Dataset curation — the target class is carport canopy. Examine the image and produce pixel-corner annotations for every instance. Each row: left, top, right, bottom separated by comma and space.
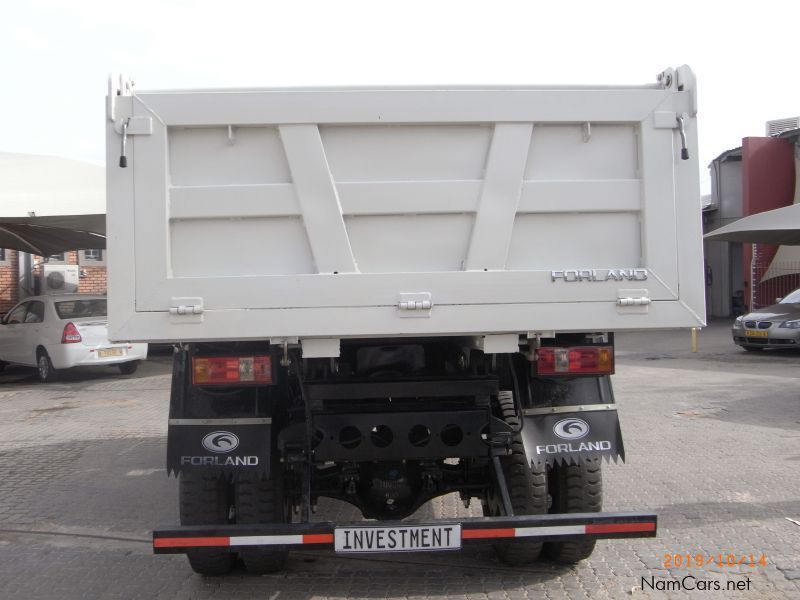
704, 203, 800, 245
0, 220, 105, 256
0, 152, 106, 255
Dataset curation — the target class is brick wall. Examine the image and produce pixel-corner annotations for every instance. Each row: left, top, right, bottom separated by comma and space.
0, 250, 19, 314
79, 265, 107, 294
0, 249, 108, 314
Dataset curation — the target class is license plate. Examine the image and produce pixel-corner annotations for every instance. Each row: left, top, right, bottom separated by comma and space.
745, 330, 768, 338
334, 524, 461, 553
98, 348, 124, 358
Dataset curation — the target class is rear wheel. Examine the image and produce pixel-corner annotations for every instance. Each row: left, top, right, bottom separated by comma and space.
118, 361, 139, 375
483, 391, 548, 565
36, 350, 57, 383
179, 473, 236, 576
544, 458, 603, 563
235, 468, 289, 574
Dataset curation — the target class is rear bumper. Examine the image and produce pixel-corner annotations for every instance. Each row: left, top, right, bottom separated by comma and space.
47, 343, 149, 369
153, 511, 656, 554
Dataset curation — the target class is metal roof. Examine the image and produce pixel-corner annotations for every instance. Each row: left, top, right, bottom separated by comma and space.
704, 203, 800, 245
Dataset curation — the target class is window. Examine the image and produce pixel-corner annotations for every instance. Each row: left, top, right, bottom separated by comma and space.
47, 253, 66, 264
4, 303, 28, 324
0, 248, 9, 266
24, 301, 45, 324
780, 288, 800, 304
55, 298, 107, 319
78, 248, 106, 266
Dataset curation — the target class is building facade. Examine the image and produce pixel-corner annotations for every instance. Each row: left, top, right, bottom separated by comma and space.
704, 128, 800, 318
0, 249, 107, 314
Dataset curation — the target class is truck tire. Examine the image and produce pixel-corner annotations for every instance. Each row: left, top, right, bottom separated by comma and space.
544, 458, 603, 563
179, 473, 236, 576
484, 391, 548, 566
235, 471, 288, 574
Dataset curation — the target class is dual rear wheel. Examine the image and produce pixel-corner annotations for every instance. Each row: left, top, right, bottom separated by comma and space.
484, 392, 603, 565
179, 470, 288, 576
180, 393, 603, 575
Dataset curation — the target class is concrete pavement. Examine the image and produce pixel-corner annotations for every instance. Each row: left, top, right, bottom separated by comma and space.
0, 323, 798, 599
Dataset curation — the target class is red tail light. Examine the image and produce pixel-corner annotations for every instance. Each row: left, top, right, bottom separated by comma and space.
193, 355, 273, 385
536, 346, 614, 375
61, 322, 82, 344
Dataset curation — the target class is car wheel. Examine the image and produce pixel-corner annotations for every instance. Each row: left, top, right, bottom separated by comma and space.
36, 350, 57, 383
0, 360, 6, 373
118, 361, 139, 375
743, 346, 763, 352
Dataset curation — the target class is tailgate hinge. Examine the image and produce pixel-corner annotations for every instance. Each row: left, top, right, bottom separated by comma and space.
617, 289, 651, 314
397, 292, 433, 318
169, 297, 204, 324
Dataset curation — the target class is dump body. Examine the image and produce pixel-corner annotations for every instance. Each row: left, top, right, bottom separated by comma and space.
106, 68, 704, 344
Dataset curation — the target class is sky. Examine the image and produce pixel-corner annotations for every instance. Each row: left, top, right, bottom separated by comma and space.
2, 0, 800, 195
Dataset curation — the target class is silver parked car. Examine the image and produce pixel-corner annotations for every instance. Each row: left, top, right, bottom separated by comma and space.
732, 287, 800, 351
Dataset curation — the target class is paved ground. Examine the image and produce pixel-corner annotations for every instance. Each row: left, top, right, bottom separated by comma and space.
0, 321, 798, 599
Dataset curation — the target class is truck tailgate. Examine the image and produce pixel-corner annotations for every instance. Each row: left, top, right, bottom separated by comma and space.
106, 68, 704, 342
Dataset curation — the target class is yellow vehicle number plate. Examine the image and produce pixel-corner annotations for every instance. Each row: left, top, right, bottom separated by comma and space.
745, 330, 768, 338
98, 348, 124, 358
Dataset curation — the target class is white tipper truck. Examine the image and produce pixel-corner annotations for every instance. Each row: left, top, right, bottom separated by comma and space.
106, 66, 704, 575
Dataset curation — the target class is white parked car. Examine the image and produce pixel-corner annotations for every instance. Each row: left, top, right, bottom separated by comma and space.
0, 294, 148, 382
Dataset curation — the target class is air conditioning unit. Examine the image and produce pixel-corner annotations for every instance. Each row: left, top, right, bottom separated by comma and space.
766, 116, 800, 136
42, 265, 79, 294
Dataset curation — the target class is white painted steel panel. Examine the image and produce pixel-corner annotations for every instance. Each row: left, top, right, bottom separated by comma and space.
524, 125, 638, 180
106, 70, 705, 343
170, 218, 315, 277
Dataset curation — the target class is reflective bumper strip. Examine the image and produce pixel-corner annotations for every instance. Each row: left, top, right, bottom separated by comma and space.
462, 524, 637, 540
303, 533, 335, 544
229, 534, 334, 546
154, 533, 335, 549
511, 522, 655, 538
153, 522, 655, 549
515, 525, 585, 537
230, 535, 304, 546
585, 522, 656, 534
461, 528, 515, 540
153, 536, 230, 548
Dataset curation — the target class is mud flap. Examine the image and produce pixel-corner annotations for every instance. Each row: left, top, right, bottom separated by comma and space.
520, 407, 624, 467
166, 420, 272, 478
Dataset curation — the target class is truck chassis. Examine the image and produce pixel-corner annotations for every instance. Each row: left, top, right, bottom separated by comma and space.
156, 335, 653, 575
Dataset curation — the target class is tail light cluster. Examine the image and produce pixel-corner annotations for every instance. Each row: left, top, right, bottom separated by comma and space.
192, 355, 273, 385
536, 346, 614, 376
61, 322, 82, 344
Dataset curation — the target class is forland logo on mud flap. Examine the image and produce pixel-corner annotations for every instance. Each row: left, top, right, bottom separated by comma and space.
536, 417, 611, 456
202, 431, 240, 453
553, 418, 589, 440
180, 430, 257, 467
